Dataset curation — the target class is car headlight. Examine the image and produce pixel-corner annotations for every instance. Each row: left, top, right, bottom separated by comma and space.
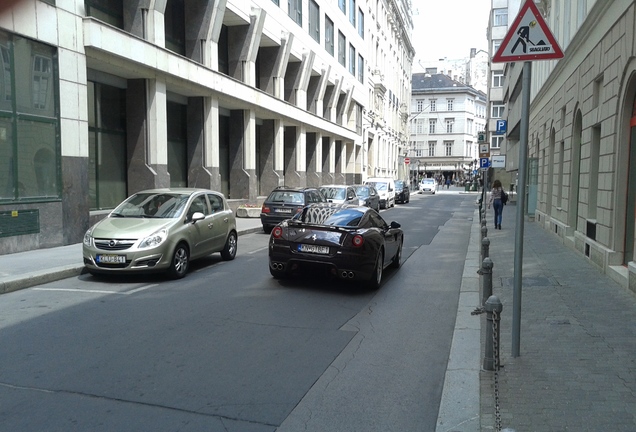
139, 229, 168, 249
83, 228, 93, 247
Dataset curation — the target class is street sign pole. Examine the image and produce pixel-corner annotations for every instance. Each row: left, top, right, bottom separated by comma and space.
511, 61, 531, 358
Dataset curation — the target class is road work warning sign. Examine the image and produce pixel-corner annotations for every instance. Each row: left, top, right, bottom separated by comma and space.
492, 0, 563, 63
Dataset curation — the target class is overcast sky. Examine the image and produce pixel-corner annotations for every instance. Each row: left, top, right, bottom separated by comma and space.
412, 0, 491, 62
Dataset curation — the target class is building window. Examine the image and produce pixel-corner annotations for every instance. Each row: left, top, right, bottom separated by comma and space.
493, 8, 508, 26
165, 0, 186, 55
339, 0, 345, 14
85, 0, 123, 28
416, 119, 424, 134
357, 54, 364, 83
349, 44, 356, 75
492, 70, 504, 87
349, 0, 356, 26
492, 135, 504, 149
446, 118, 454, 133
467, 118, 473, 135
32, 55, 51, 110
493, 39, 502, 54
0, 32, 60, 203
447, 99, 454, 111
429, 119, 436, 134
272, 0, 279, 5
289, 0, 302, 26
338, 31, 346, 66
430, 99, 436, 111
88, 81, 126, 209
309, 0, 320, 42
428, 141, 436, 157
416, 99, 424, 111
492, 103, 505, 118
358, 8, 364, 38
445, 141, 453, 156
325, 17, 334, 56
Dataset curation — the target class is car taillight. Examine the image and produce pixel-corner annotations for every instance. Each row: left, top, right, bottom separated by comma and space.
262, 205, 270, 213
352, 234, 364, 247
272, 226, 283, 238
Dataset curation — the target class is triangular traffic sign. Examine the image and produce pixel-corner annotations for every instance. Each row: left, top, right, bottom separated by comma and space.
492, 0, 564, 63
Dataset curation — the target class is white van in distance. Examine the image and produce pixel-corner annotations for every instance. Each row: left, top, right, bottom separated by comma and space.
364, 177, 395, 209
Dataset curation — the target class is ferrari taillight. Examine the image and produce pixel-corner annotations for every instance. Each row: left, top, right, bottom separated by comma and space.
352, 234, 364, 247
272, 226, 283, 238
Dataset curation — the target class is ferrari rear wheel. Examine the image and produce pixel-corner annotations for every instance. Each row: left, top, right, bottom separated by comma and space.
391, 240, 402, 269
367, 249, 384, 290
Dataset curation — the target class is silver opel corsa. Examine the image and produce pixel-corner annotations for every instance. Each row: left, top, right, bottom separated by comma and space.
83, 188, 237, 279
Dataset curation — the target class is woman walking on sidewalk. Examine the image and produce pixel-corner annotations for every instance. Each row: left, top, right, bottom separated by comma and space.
488, 179, 504, 229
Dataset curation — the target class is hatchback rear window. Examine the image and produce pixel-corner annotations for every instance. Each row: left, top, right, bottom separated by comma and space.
267, 191, 305, 204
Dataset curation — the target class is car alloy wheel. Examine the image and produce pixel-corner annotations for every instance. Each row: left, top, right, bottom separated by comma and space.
221, 231, 237, 260
168, 243, 189, 279
368, 250, 383, 289
391, 240, 402, 269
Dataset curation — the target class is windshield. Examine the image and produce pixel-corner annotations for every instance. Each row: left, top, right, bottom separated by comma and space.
321, 187, 346, 200
354, 186, 370, 198
368, 182, 387, 191
422, 179, 435, 184
111, 192, 190, 218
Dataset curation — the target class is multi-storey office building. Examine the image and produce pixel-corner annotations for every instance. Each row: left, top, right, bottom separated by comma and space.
499, 0, 636, 292
0, 0, 414, 254
409, 72, 486, 184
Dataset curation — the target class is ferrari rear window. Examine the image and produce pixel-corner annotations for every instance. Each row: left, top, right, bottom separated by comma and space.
300, 206, 363, 227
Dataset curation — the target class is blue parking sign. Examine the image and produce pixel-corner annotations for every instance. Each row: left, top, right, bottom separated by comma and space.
496, 120, 507, 134
480, 158, 490, 169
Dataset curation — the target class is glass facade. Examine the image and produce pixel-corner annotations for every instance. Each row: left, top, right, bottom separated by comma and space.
0, 31, 60, 202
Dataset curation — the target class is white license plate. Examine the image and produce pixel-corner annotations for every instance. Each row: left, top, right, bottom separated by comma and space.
275, 208, 292, 213
97, 254, 126, 264
298, 244, 329, 254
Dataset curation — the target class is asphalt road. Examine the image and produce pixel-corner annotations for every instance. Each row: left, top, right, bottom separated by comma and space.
0, 192, 475, 432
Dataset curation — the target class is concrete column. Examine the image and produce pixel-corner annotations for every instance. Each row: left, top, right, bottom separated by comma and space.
126, 79, 169, 191
335, 141, 346, 184
283, 126, 306, 187
327, 78, 343, 123
228, 109, 256, 200
187, 97, 217, 189
307, 65, 330, 115
201, 0, 227, 70
258, 119, 282, 195
227, 9, 265, 85
306, 132, 322, 187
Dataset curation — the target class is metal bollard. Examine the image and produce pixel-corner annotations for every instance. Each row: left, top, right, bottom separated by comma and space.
481, 236, 490, 264
481, 224, 488, 241
483, 295, 503, 371
480, 257, 493, 305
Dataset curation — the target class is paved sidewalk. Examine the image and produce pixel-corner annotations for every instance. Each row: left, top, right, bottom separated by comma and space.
479, 204, 636, 431
0, 216, 264, 294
